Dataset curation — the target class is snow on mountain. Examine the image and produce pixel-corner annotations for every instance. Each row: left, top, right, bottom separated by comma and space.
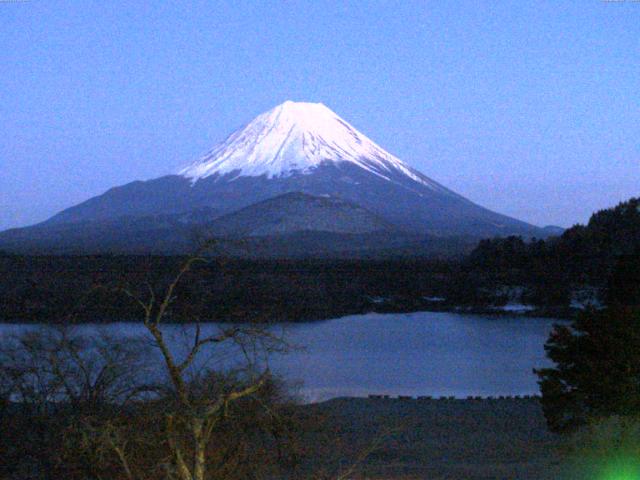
179, 101, 441, 190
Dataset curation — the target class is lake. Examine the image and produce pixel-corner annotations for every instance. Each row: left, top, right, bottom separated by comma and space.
0, 311, 561, 402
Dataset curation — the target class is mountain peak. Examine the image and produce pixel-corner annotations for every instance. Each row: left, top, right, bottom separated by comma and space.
178, 101, 432, 186
261, 100, 347, 137
278, 99, 328, 110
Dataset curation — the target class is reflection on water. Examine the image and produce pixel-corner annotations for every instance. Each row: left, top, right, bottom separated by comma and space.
0, 311, 561, 402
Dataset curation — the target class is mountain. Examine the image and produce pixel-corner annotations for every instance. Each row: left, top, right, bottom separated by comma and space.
0, 101, 544, 255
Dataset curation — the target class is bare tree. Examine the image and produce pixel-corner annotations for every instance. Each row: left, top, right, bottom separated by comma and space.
0, 326, 151, 411
115, 245, 291, 480
0, 325, 153, 480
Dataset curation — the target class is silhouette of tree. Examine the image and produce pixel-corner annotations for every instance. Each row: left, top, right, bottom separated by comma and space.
535, 306, 640, 432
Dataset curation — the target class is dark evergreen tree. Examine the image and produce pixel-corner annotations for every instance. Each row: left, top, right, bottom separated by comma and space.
535, 306, 640, 432
606, 250, 640, 307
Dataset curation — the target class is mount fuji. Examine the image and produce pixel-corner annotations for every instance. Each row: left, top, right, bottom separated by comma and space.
0, 101, 544, 255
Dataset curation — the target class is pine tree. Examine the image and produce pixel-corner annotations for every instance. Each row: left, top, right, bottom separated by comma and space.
535, 306, 640, 432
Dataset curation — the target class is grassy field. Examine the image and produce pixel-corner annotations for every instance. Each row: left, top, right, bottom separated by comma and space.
292, 397, 562, 479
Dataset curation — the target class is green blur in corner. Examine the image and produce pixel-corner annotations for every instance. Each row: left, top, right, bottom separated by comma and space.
560, 416, 640, 480
598, 458, 640, 480
599, 456, 640, 480
562, 454, 640, 480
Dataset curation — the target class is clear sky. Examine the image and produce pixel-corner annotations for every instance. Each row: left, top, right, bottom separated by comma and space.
1, 0, 638, 230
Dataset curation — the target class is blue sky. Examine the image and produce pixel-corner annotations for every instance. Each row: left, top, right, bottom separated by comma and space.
1, 0, 638, 230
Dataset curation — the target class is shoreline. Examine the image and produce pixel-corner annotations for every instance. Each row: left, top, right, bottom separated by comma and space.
0, 304, 574, 324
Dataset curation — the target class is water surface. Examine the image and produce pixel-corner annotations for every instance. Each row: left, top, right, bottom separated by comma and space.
0, 311, 561, 402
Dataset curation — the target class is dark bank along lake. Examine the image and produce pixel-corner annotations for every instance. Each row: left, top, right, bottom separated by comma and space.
0, 311, 561, 402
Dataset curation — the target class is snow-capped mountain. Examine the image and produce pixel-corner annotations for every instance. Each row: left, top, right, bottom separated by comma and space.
0, 101, 545, 254
180, 100, 444, 192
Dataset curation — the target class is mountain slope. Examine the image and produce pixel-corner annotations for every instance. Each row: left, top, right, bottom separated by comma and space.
0, 208, 222, 254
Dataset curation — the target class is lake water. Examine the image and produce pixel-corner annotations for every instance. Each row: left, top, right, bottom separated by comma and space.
0, 311, 561, 402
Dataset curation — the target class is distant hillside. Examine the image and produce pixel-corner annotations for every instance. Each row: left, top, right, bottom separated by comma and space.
206, 192, 395, 236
